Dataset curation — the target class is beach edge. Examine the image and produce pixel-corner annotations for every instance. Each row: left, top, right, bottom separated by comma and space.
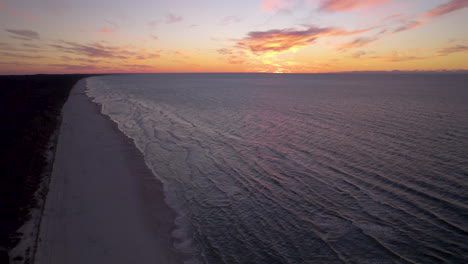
34, 78, 184, 264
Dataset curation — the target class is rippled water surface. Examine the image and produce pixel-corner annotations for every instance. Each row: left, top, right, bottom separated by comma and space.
86, 73, 468, 263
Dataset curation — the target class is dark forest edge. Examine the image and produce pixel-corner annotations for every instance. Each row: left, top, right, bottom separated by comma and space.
0, 74, 96, 263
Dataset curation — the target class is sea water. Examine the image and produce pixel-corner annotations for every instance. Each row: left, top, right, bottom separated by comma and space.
86, 73, 468, 263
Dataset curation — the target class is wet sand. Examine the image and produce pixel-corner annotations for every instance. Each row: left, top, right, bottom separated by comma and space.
35, 79, 183, 264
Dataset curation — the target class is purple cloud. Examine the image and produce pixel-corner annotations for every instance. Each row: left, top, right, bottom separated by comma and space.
166, 13, 183, 24
393, 20, 423, 33
219, 16, 241, 25
5, 29, 40, 40
436, 44, 468, 56
0, 51, 44, 59
424, 0, 468, 18
51, 41, 120, 58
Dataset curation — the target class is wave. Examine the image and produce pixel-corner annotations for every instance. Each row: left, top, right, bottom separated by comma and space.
85, 73, 468, 264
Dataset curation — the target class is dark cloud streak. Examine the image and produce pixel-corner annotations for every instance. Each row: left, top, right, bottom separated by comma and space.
5, 29, 40, 40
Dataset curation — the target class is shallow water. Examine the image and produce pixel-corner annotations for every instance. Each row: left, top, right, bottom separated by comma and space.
86, 73, 468, 263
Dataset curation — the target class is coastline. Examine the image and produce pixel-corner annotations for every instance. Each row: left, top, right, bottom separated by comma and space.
0, 75, 91, 264
34, 79, 183, 263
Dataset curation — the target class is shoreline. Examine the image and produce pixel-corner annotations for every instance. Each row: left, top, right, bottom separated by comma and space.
34, 79, 184, 263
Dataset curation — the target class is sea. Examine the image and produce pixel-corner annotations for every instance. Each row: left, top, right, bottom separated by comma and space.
85, 73, 468, 264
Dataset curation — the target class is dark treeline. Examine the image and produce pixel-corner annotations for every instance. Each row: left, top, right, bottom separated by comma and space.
0, 74, 93, 263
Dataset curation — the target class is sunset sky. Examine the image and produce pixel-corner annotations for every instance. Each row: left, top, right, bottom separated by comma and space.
1, 0, 467, 74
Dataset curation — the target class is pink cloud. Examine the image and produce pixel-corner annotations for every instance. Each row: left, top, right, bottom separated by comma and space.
0, 3, 40, 21
388, 0, 468, 34
424, 0, 468, 18
219, 16, 241, 25
166, 13, 183, 24
148, 20, 160, 29
261, 0, 296, 12
318, 0, 393, 12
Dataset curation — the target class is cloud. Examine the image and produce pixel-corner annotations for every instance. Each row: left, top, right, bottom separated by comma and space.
338, 35, 380, 50
237, 25, 369, 55
219, 16, 241, 25
51, 41, 120, 58
23, 43, 40, 48
217, 48, 233, 55
5, 29, 40, 40
339, 28, 391, 51
51, 41, 162, 62
318, 0, 392, 12
97, 28, 115, 34
135, 53, 161, 60
436, 44, 468, 56
392, 20, 423, 33
387, 1, 468, 34
351, 50, 367, 58
49, 64, 100, 71
261, 0, 296, 13
166, 13, 183, 24
235, 25, 374, 56
148, 20, 160, 29
0, 42, 41, 52
216, 48, 248, 64
0, 51, 44, 59
237, 27, 327, 55
372, 55, 427, 62
424, 0, 468, 18
0, 3, 40, 21
378, 13, 405, 22
122, 64, 157, 71
60, 56, 99, 64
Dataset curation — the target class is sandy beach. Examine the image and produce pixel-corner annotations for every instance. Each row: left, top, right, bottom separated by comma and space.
34, 79, 183, 264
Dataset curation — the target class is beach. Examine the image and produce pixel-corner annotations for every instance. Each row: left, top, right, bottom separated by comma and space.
34, 79, 183, 263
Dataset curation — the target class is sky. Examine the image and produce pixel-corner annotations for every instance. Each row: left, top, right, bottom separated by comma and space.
0, 0, 467, 74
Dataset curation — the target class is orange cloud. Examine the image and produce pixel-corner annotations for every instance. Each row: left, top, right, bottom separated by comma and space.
424, 0, 468, 18
237, 27, 330, 55
0, 3, 40, 21
318, 0, 392, 12
97, 28, 115, 34
217, 48, 249, 64
371, 55, 428, 62
237, 25, 371, 55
